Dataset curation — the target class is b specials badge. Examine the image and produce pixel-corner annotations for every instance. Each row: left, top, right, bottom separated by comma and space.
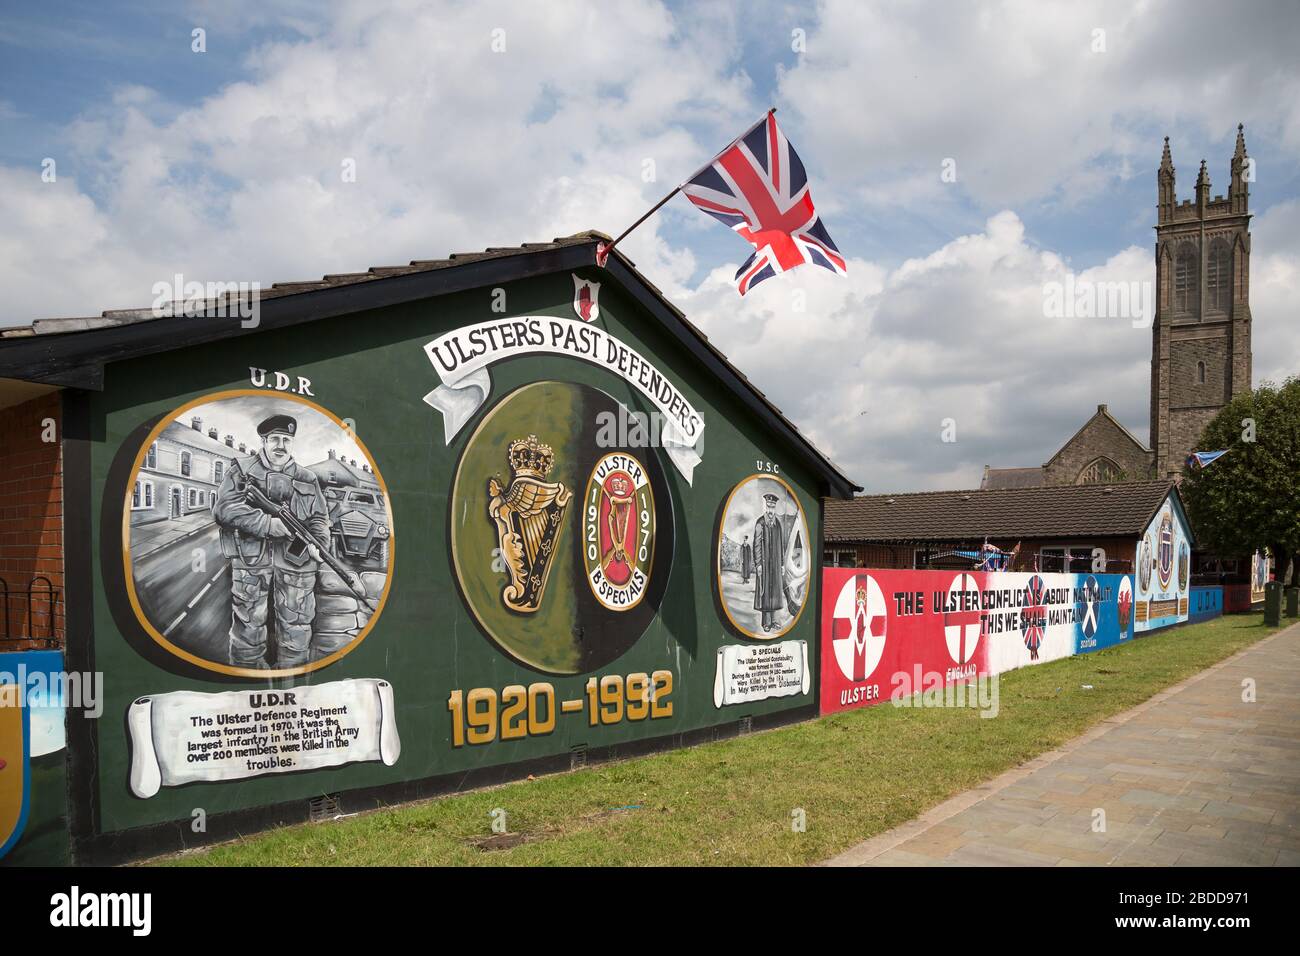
583, 452, 654, 611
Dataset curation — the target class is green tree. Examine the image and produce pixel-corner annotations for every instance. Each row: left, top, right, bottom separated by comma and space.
1180, 378, 1300, 584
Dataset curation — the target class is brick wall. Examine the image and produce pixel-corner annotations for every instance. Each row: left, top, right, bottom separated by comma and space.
0, 392, 64, 647
1169, 332, 1230, 408
1042, 410, 1154, 485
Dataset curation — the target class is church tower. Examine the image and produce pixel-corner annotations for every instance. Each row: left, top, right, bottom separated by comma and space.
1150, 126, 1253, 477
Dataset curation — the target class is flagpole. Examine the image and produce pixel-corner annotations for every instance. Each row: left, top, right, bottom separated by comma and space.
596, 108, 776, 267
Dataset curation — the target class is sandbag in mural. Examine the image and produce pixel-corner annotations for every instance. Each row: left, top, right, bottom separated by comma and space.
123, 390, 395, 678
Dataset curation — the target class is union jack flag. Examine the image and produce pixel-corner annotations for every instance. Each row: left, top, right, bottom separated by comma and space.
682, 111, 846, 295
1020, 574, 1047, 661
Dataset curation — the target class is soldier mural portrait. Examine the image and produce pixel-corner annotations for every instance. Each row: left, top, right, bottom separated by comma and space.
123, 391, 394, 677
450, 380, 672, 674
716, 474, 810, 640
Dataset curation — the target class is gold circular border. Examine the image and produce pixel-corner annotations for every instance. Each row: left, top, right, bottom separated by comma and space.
581, 451, 655, 612
716, 472, 809, 641
120, 388, 396, 679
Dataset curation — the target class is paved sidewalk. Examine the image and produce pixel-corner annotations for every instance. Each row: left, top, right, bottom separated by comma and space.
825, 622, 1300, 867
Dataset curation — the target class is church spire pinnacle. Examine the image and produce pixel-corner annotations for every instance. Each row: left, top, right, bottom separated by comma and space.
1157, 136, 1176, 222
1231, 123, 1250, 212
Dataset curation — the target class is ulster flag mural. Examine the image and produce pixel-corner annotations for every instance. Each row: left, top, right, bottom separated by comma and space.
820, 568, 1137, 716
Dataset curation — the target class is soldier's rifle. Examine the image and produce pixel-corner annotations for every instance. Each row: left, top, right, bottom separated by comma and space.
242, 481, 379, 613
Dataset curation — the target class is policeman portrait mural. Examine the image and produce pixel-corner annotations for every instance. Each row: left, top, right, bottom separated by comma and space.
715, 474, 810, 640
122, 390, 395, 677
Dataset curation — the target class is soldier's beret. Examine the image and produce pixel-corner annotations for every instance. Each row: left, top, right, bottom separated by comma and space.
762, 493, 780, 503
257, 414, 297, 437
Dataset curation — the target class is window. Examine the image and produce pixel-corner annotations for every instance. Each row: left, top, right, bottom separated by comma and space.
1207, 242, 1231, 312
209, 491, 217, 507
144, 482, 153, 508
188, 489, 198, 508
1197, 361, 1206, 385
1174, 249, 1198, 314
823, 549, 855, 568
214, 460, 224, 483
180, 451, 192, 477
132, 481, 141, 509
349, 492, 376, 504
145, 443, 157, 469
1077, 457, 1120, 484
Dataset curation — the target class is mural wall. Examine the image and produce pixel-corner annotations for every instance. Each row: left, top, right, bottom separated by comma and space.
0, 650, 70, 865
1188, 586, 1224, 624
820, 568, 1136, 716
1134, 496, 1193, 632
76, 268, 826, 858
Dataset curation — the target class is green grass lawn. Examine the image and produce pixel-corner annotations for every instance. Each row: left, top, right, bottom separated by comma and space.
160, 612, 1285, 867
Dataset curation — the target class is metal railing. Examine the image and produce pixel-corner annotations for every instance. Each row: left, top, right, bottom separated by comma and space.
0, 575, 62, 645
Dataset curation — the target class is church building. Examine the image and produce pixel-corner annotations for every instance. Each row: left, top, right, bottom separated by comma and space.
982, 126, 1253, 489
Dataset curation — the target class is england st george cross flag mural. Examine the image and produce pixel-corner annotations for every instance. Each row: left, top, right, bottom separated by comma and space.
597, 110, 846, 295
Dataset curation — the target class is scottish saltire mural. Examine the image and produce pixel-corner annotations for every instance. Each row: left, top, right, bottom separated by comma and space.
1135, 496, 1193, 632
820, 569, 1137, 715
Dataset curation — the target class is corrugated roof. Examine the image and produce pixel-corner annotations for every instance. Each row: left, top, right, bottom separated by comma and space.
824, 479, 1178, 542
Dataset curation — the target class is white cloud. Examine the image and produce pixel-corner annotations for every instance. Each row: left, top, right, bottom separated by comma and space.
681, 212, 1157, 492
0, 0, 754, 321
1248, 198, 1300, 388
1, 0, 1296, 496
778, 0, 1300, 209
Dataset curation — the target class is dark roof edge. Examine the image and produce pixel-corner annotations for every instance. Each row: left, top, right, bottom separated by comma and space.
1144, 480, 1194, 548
0, 235, 859, 497
0, 242, 588, 389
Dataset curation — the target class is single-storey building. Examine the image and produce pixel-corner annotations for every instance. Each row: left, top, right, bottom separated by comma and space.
823, 479, 1191, 578
0, 230, 857, 865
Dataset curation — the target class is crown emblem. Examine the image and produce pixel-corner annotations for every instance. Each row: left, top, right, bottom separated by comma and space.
508, 435, 555, 479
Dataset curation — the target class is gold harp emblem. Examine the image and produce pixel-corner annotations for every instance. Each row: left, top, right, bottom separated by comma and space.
487, 435, 571, 613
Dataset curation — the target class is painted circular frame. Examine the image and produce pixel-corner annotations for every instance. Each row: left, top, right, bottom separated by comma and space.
120, 389, 396, 678
581, 451, 656, 612
448, 380, 674, 675
714, 472, 811, 641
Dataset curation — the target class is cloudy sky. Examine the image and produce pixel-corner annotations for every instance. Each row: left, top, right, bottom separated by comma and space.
2, 0, 1297, 491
